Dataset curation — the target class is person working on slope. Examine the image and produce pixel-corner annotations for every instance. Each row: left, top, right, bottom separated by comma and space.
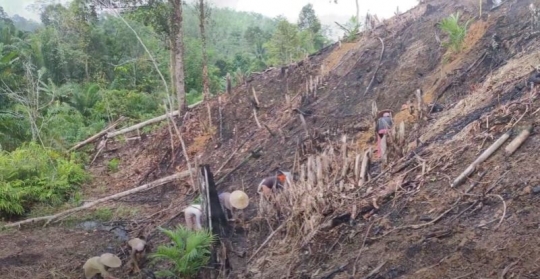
375, 111, 393, 158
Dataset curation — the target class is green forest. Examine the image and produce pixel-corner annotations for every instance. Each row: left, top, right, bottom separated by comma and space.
0, 0, 332, 217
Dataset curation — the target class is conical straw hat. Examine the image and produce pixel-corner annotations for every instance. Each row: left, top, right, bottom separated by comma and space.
98, 253, 122, 268
128, 238, 146, 252
229, 190, 249, 209
83, 257, 101, 279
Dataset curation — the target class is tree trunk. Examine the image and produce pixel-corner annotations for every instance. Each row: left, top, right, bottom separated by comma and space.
170, 0, 186, 114
199, 0, 211, 100
355, 0, 360, 28
169, 39, 176, 97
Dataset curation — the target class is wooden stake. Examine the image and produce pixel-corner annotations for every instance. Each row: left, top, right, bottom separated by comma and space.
360, 148, 371, 185
380, 135, 388, 166
298, 114, 309, 137
218, 96, 223, 141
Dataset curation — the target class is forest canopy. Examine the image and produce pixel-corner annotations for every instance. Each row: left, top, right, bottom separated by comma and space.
0, 1, 331, 217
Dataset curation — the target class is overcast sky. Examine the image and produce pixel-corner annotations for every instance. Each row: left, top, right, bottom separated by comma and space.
0, 0, 418, 31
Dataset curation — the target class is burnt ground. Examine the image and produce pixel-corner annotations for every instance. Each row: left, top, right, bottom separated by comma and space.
3, 0, 540, 278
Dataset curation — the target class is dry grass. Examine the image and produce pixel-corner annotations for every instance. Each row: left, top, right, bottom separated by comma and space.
251, 131, 413, 276
321, 42, 359, 76
420, 50, 540, 144
188, 134, 212, 156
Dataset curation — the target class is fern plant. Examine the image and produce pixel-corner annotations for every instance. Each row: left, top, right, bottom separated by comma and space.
150, 226, 216, 279
438, 12, 471, 53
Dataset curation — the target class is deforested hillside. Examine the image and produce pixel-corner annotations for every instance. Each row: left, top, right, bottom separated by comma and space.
3, 0, 540, 278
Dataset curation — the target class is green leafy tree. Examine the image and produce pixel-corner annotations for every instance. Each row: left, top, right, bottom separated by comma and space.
298, 4, 321, 34
265, 17, 303, 66
150, 226, 216, 278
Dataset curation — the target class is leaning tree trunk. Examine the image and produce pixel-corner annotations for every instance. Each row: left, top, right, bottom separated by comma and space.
170, 0, 186, 114
199, 0, 210, 100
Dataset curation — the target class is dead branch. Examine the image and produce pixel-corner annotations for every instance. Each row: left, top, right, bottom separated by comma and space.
451, 131, 511, 188
106, 102, 201, 138
352, 222, 374, 276
4, 171, 191, 228
363, 37, 385, 96
505, 125, 533, 156
361, 261, 387, 279
320, 265, 346, 279
215, 145, 262, 185
334, 21, 352, 33
488, 194, 506, 230
165, 105, 196, 192
253, 109, 262, 129
453, 273, 475, 279
247, 218, 290, 263
69, 116, 126, 151
215, 133, 255, 175
263, 124, 275, 137
500, 261, 519, 279
252, 87, 260, 107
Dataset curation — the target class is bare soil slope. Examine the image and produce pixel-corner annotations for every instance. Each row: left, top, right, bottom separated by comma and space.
3, 0, 540, 278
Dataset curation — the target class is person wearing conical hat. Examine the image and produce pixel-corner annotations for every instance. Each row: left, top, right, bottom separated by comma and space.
219, 192, 233, 220
83, 253, 122, 279
229, 190, 249, 209
183, 204, 203, 231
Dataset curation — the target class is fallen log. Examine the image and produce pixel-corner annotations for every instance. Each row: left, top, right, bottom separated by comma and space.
69, 116, 126, 151
106, 102, 202, 138
451, 131, 510, 188
4, 170, 191, 228
505, 125, 532, 156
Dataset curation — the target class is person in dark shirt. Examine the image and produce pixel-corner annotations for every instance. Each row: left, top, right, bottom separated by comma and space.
257, 171, 291, 197
375, 111, 393, 158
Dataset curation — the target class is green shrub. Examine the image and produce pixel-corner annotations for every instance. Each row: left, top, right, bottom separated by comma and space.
42, 103, 106, 149
0, 142, 88, 216
150, 226, 216, 278
439, 12, 471, 53
107, 158, 120, 172
0, 110, 30, 151
186, 89, 203, 105
93, 89, 163, 121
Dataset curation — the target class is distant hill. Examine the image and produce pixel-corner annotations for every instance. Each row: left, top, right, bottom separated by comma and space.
11, 14, 41, 32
